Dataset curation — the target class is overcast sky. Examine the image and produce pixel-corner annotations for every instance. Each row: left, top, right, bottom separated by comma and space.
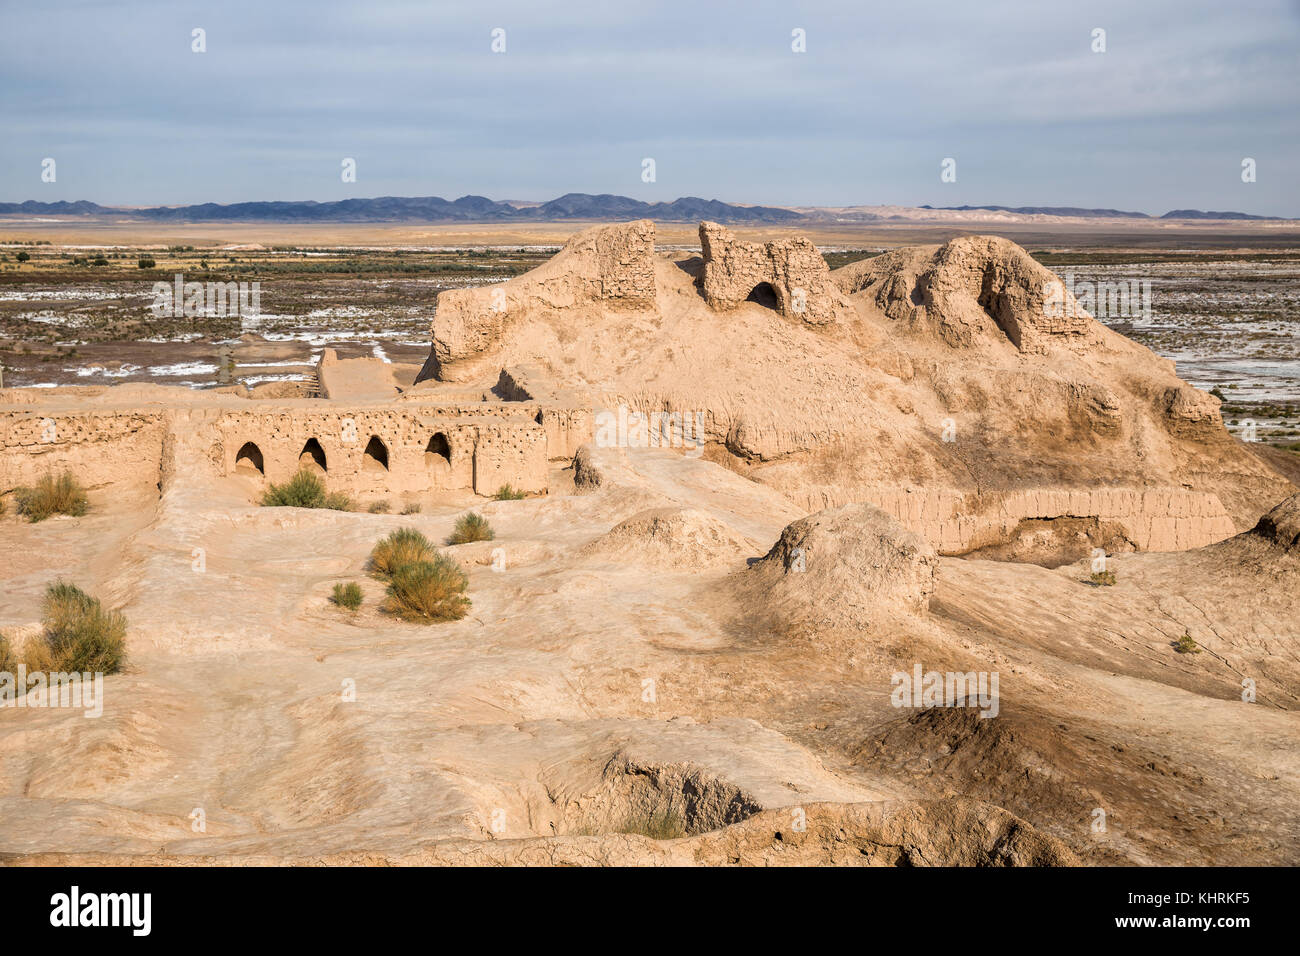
2, 0, 1297, 215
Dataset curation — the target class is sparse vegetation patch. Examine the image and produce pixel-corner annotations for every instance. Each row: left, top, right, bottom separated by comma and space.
38, 581, 126, 674
368, 527, 436, 577
381, 554, 470, 622
15, 471, 89, 522
331, 581, 363, 610
260, 470, 352, 511
448, 512, 494, 545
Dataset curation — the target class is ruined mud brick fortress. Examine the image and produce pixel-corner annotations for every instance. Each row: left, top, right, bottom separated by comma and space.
0, 395, 551, 499
1, 217, 842, 504
0, 346, 598, 498
0, 219, 1279, 557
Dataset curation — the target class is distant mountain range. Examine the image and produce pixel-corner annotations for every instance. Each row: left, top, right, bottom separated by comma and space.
0, 194, 802, 224
919, 204, 1150, 219
920, 204, 1281, 221
1158, 209, 1279, 220
0, 195, 1285, 223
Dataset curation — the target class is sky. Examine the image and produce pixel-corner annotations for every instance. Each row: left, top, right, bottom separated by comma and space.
1, 0, 1298, 215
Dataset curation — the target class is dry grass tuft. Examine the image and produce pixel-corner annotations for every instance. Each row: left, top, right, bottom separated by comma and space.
260, 471, 352, 511
331, 581, 363, 610
15, 471, 89, 522
369, 527, 436, 577
381, 554, 470, 622
447, 512, 494, 545
39, 581, 127, 673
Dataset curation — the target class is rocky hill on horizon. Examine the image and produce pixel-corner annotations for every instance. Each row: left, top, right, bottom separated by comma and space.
0, 194, 1287, 224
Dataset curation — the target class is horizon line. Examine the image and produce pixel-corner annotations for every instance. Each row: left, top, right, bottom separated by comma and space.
1, 194, 1293, 221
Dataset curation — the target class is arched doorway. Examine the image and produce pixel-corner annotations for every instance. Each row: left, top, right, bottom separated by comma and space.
746, 282, 780, 310
299, 438, 327, 473
425, 432, 451, 468
363, 435, 389, 472
235, 441, 264, 475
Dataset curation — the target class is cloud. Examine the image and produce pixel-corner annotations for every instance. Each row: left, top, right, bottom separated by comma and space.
0, 0, 1296, 213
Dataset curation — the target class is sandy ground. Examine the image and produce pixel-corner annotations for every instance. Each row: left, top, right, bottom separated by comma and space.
1, 440, 1296, 865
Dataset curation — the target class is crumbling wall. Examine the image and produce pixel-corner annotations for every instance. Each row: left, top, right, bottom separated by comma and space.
0, 400, 551, 500
698, 221, 850, 325
537, 404, 594, 461
491, 368, 594, 460
850, 486, 1237, 554
208, 406, 547, 496
470, 423, 549, 495
210, 409, 479, 494
834, 236, 1095, 352
419, 220, 658, 383
316, 348, 400, 401
0, 409, 168, 491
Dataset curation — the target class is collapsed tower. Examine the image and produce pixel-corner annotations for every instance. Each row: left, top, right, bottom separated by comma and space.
697, 220, 852, 324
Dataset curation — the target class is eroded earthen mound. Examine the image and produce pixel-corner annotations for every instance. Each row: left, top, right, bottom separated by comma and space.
417, 219, 657, 383
581, 507, 758, 570
1191, 489, 1300, 573
1252, 492, 1300, 554
404, 219, 1294, 555
853, 705, 1257, 865
835, 235, 1094, 352
859, 708, 1115, 825
745, 503, 938, 627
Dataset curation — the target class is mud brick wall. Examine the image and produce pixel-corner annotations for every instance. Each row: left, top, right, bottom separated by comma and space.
208, 406, 548, 495
0, 402, 551, 499
853, 486, 1237, 554
471, 422, 549, 494
537, 406, 593, 461
0, 410, 168, 490
698, 220, 850, 325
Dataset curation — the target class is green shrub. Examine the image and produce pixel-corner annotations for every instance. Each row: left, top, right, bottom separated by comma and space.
369, 527, 435, 577
381, 554, 470, 622
1089, 569, 1116, 587
1173, 632, 1202, 654
137, 257, 156, 269
331, 581, 363, 610
494, 484, 527, 501
40, 581, 126, 674
15, 251, 29, 263
260, 470, 352, 511
368, 500, 391, 514
15, 471, 89, 522
447, 512, 494, 545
